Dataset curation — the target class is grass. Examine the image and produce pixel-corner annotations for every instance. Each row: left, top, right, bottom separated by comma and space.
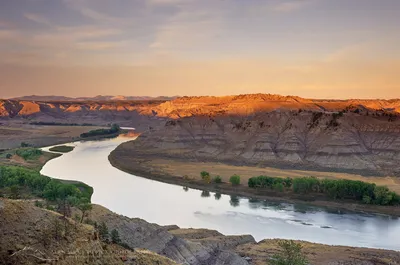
49, 145, 75, 153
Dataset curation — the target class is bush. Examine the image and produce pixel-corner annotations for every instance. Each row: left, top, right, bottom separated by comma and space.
270, 240, 308, 265
5, 153, 12, 159
229, 175, 241, 186
213, 175, 222, 184
111, 229, 121, 244
34, 200, 44, 208
20, 142, 31, 147
200, 171, 210, 178
200, 171, 211, 183
16, 148, 42, 160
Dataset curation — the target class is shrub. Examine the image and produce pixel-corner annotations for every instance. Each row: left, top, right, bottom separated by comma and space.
5, 153, 12, 159
16, 148, 42, 160
213, 175, 222, 184
200, 171, 210, 178
200, 171, 211, 183
229, 175, 241, 186
270, 240, 308, 265
20, 142, 31, 147
273, 182, 284, 192
34, 200, 44, 208
111, 229, 121, 244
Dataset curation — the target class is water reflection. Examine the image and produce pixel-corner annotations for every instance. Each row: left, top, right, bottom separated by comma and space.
214, 193, 222, 200
230, 195, 240, 207
183, 186, 189, 192
201, 190, 210, 197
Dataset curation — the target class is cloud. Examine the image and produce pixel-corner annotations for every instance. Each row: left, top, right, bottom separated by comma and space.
23, 13, 51, 26
273, 0, 314, 12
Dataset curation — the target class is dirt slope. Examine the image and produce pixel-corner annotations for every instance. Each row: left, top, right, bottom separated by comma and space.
0, 199, 178, 265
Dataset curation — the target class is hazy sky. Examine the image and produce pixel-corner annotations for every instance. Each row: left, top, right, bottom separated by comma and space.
1, 0, 400, 99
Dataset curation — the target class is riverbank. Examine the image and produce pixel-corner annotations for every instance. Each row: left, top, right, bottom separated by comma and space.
109, 151, 400, 217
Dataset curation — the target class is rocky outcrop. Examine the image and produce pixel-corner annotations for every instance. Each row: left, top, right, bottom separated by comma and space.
87, 204, 252, 265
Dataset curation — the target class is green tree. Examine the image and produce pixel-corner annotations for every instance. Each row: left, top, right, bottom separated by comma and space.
229, 175, 241, 186
77, 198, 92, 223
213, 175, 222, 184
269, 240, 308, 265
111, 229, 121, 244
98, 221, 109, 242
200, 171, 210, 178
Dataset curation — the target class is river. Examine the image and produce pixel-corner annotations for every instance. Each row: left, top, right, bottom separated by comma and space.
40, 135, 400, 251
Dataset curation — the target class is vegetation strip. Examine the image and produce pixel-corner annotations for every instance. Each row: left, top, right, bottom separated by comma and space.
80, 124, 121, 138
49, 145, 74, 153
248, 175, 400, 206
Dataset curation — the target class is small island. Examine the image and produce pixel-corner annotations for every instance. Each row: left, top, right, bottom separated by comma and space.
49, 145, 75, 153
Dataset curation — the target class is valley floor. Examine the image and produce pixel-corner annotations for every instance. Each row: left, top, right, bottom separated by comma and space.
109, 151, 400, 217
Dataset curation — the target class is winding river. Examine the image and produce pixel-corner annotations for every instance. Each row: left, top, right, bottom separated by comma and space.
41, 135, 400, 251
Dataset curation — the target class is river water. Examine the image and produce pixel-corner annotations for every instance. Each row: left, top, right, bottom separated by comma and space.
40, 136, 400, 250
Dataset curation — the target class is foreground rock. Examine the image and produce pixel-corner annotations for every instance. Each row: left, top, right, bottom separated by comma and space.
87, 204, 252, 265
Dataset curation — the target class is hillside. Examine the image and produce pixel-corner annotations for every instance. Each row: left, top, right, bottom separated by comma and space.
2, 94, 400, 174
2, 199, 400, 265
0, 199, 179, 265
113, 109, 400, 177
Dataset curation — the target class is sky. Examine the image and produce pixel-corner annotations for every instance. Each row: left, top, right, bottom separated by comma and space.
0, 0, 400, 99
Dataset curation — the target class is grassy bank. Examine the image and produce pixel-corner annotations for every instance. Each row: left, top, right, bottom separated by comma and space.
108, 152, 400, 217
49, 145, 75, 153
0, 145, 93, 202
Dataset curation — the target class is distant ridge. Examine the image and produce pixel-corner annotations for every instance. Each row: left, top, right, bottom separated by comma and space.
10, 95, 178, 101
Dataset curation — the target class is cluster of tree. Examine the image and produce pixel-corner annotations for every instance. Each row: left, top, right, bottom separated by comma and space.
80, 124, 121, 138
248, 175, 400, 206
96, 222, 132, 249
15, 148, 42, 160
30, 121, 94, 126
200, 171, 240, 185
0, 166, 92, 202
248, 176, 292, 192
200, 171, 222, 184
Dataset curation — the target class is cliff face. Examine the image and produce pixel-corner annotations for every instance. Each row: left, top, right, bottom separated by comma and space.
127, 110, 400, 176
